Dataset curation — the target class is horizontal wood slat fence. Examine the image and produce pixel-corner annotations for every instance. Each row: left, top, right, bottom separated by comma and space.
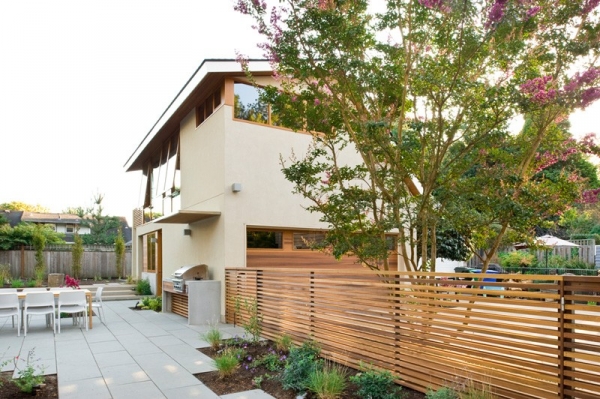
0, 248, 132, 279
225, 268, 600, 399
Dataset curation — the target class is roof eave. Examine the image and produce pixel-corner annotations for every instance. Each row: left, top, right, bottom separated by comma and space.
124, 58, 273, 172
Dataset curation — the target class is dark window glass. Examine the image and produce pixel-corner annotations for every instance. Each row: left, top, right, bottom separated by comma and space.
247, 231, 282, 249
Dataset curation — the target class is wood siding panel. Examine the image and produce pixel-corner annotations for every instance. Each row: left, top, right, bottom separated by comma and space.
246, 250, 397, 270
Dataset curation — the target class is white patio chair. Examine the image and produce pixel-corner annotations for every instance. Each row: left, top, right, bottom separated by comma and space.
57, 290, 88, 333
22, 287, 48, 292
0, 293, 21, 336
91, 286, 106, 324
23, 291, 56, 336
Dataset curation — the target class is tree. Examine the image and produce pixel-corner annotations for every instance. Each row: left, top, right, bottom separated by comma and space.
114, 228, 125, 279
66, 194, 121, 245
32, 225, 46, 286
72, 231, 83, 279
0, 223, 64, 250
236, 0, 600, 271
0, 201, 49, 212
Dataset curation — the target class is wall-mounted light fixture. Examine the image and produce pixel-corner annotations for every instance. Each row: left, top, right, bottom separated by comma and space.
231, 183, 242, 193
183, 229, 192, 236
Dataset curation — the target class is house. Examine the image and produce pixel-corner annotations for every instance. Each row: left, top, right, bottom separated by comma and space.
124, 59, 400, 319
0, 210, 132, 243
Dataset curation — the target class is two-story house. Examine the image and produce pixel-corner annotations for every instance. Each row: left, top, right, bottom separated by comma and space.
124, 59, 400, 319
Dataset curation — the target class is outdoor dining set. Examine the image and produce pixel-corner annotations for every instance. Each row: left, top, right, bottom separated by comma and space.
0, 286, 106, 336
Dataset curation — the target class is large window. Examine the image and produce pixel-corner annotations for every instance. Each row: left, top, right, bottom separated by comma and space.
142, 232, 157, 272
247, 230, 283, 249
196, 87, 222, 126
293, 232, 326, 250
142, 133, 181, 219
234, 83, 269, 124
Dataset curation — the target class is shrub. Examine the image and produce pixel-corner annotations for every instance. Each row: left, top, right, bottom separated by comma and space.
12, 348, 46, 393
11, 279, 24, 288
140, 296, 161, 311
498, 251, 536, 269
349, 362, 403, 399
200, 325, 223, 351
250, 348, 286, 372
136, 278, 152, 295
281, 340, 323, 392
275, 333, 293, 352
0, 263, 11, 284
426, 387, 458, 399
213, 347, 240, 379
307, 362, 347, 399
235, 296, 263, 344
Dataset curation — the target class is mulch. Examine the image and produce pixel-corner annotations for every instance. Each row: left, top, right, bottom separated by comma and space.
0, 372, 58, 398
194, 341, 426, 399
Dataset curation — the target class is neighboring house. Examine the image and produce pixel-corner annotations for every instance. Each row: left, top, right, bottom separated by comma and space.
0, 210, 132, 243
124, 59, 400, 317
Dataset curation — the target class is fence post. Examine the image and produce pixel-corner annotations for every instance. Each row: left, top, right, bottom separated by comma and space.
20, 245, 25, 279
310, 271, 315, 337
558, 277, 575, 399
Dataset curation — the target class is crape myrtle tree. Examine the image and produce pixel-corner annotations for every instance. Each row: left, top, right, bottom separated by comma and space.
236, 0, 600, 271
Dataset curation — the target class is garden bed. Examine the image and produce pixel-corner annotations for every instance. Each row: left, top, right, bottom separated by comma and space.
194, 339, 426, 399
0, 372, 58, 398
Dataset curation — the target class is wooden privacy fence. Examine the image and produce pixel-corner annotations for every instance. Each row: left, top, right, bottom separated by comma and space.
226, 268, 600, 399
0, 248, 132, 279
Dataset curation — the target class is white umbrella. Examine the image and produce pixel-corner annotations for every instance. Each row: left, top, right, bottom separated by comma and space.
534, 235, 579, 248
534, 235, 579, 269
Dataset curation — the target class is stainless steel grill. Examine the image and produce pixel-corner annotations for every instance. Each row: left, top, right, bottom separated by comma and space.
171, 264, 208, 293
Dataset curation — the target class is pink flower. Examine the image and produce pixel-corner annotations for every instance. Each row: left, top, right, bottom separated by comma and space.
314, 98, 321, 105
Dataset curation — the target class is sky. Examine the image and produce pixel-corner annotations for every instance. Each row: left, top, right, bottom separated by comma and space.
1, 1, 599, 225
0, 0, 264, 223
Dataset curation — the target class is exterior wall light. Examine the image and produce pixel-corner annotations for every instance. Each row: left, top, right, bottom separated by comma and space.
232, 183, 242, 193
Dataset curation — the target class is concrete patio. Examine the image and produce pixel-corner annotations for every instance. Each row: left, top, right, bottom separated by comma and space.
0, 299, 276, 399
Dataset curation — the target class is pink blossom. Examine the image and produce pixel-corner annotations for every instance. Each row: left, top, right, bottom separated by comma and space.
520, 75, 557, 105
581, 87, 600, 108
314, 98, 321, 105
419, 0, 445, 9
583, 0, 600, 13
485, 0, 509, 28
526, 6, 541, 18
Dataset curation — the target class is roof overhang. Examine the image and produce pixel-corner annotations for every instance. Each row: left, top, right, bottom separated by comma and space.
153, 210, 220, 224
124, 58, 272, 172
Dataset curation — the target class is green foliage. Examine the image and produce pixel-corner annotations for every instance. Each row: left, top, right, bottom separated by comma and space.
114, 228, 125, 278
32, 225, 46, 285
0, 263, 11, 285
136, 278, 152, 295
250, 351, 286, 372
0, 222, 64, 250
71, 232, 83, 279
281, 340, 323, 392
26, 279, 36, 288
140, 295, 161, 311
275, 333, 293, 352
237, 0, 600, 272
0, 202, 49, 212
426, 387, 459, 399
126, 275, 135, 284
498, 251, 537, 268
68, 194, 122, 245
306, 362, 347, 399
349, 363, 403, 399
235, 296, 263, 344
213, 347, 241, 379
12, 348, 46, 393
11, 279, 24, 288
200, 325, 223, 351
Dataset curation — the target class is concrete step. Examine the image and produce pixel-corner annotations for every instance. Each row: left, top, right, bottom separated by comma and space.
81, 283, 147, 301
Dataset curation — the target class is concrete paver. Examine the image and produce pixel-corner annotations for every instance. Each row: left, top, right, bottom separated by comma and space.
0, 299, 276, 398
